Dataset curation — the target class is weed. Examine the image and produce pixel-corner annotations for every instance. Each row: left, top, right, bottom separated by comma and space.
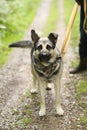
22, 117, 32, 129
12, 108, 19, 115
24, 90, 31, 98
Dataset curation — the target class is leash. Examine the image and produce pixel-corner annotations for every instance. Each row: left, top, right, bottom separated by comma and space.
83, 0, 87, 33
61, 2, 79, 57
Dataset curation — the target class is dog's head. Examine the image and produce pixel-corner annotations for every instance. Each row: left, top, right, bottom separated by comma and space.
31, 29, 59, 64
9, 29, 60, 64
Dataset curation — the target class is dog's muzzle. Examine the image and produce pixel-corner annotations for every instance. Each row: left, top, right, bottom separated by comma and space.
39, 52, 51, 62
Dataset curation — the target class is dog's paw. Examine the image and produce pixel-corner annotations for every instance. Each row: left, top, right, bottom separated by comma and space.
39, 108, 46, 116
30, 89, 37, 94
56, 105, 64, 116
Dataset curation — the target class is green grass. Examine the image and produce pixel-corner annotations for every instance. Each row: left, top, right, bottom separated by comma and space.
64, 0, 74, 24
71, 58, 79, 68
21, 117, 32, 129
43, 0, 58, 35
0, 0, 41, 68
76, 80, 87, 128
76, 81, 87, 96
64, 0, 80, 68
13, 94, 32, 128
64, 0, 80, 47
76, 80, 87, 107
80, 116, 87, 129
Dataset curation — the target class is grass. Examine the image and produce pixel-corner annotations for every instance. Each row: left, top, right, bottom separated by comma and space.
64, 0, 87, 129
13, 93, 32, 129
21, 117, 32, 129
76, 80, 87, 128
80, 116, 87, 129
43, 0, 58, 35
71, 58, 79, 68
76, 81, 87, 96
64, 0, 80, 48
0, 0, 41, 68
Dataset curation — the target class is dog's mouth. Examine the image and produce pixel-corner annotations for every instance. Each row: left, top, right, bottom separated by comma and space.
39, 52, 51, 62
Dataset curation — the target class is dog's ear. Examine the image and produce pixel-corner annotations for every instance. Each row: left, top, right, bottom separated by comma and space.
31, 29, 40, 43
48, 33, 58, 44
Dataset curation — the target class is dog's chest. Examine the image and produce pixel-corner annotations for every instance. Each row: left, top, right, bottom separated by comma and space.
33, 58, 61, 81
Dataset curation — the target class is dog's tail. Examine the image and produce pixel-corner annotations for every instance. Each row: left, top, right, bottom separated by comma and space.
9, 40, 32, 48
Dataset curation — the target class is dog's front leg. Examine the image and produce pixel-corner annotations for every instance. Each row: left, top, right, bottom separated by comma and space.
54, 79, 64, 116
38, 79, 46, 116
31, 76, 38, 94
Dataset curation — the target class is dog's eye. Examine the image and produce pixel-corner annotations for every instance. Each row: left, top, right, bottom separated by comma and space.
37, 45, 42, 51
46, 45, 52, 50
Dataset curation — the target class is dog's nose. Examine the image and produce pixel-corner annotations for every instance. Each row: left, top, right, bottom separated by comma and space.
39, 52, 51, 62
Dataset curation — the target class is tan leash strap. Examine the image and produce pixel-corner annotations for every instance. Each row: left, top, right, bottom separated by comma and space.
83, 0, 87, 33
61, 2, 79, 57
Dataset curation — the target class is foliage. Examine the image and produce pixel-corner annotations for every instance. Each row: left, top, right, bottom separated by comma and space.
0, 0, 41, 67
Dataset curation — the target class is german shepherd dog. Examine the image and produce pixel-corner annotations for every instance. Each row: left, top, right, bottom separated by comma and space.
9, 29, 64, 116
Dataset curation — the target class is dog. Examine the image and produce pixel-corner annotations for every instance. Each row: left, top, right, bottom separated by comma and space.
9, 29, 64, 116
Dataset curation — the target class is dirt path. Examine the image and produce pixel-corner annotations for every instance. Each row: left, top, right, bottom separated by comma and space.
0, 0, 82, 129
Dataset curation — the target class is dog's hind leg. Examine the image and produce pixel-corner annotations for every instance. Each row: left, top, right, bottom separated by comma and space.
38, 80, 46, 116
54, 78, 64, 116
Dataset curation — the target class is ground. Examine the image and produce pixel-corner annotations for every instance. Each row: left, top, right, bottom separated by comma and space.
0, 0, 84, 129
